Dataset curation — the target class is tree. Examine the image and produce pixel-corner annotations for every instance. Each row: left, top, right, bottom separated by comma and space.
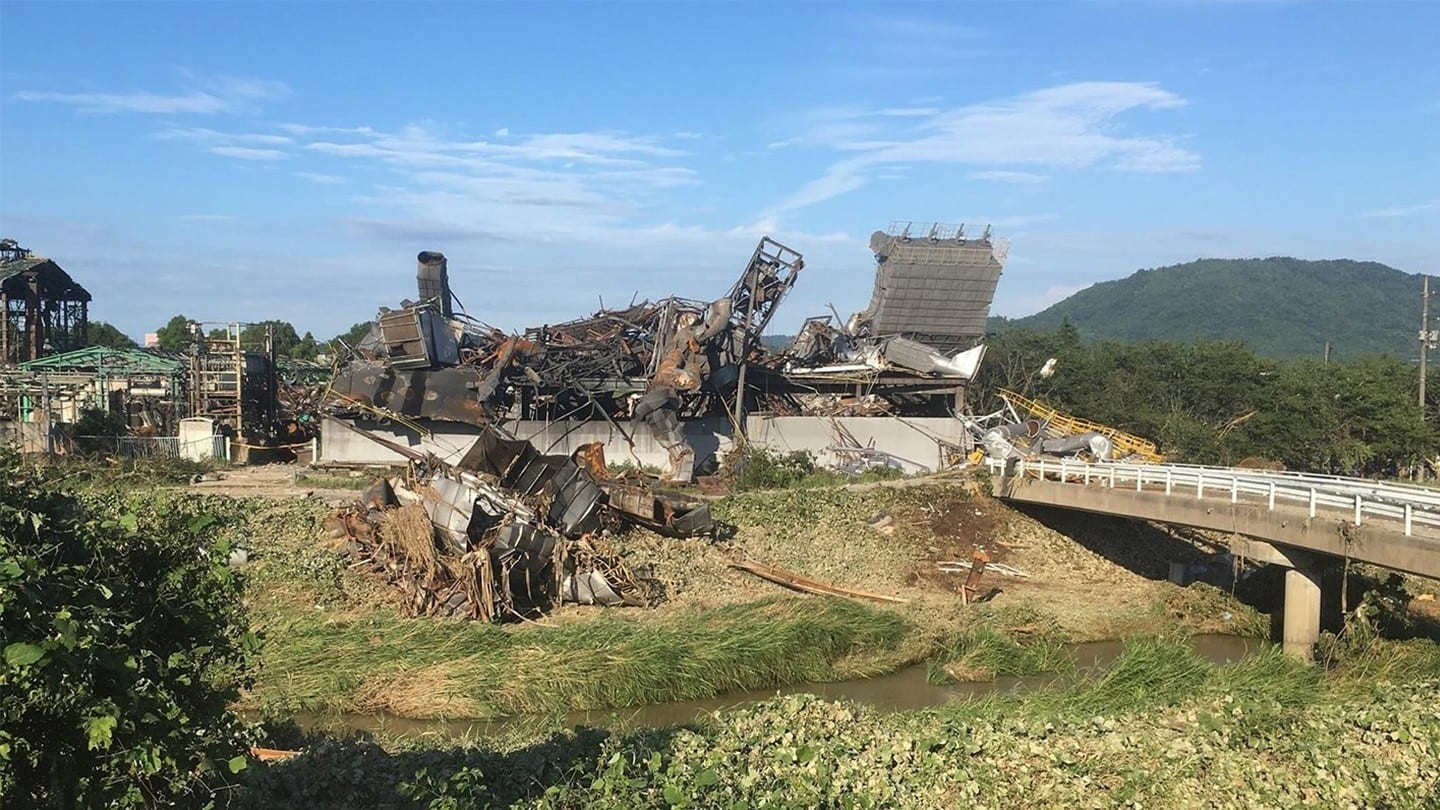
86, 321, 137, 350
239, 321, 306, 358
331, 321, 374, 350
0, 450, 259, 806
292, 331, 320, 361
154, 315, 196, 352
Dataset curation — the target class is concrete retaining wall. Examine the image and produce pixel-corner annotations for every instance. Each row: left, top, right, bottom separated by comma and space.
320, 414, 968, 473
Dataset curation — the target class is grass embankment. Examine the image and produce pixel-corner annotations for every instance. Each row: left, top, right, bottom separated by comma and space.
67, 474, 1266, 721
237, 636, 1440, 809
233, 479, 1264, 720
253, 599, 913, 719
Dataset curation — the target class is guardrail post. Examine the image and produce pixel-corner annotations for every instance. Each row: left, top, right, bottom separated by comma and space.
1109, 466, 1117, 488
1405, 503, 1414, 535
1231, 478, 1238, 504
1353, 494, 1362, 526
1084, 465, 1090, 485
1165, 470, 1172, 495
1268, 481, 1276, 510
1196, 473, 1204, 500
1037, 458, 1045, 480
1135, 468, 1143, 492
1308, 489, 1317, 518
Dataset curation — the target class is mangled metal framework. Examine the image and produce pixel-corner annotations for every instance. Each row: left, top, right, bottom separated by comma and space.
327, 224, 1005, 479
767, 222, 999, 417
1, 239, 91, 365
0, 347, 186, 432
329, 419, 713, 622
968, 387, 1163, 464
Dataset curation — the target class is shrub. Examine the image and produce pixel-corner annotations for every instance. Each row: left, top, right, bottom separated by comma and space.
726, 446, 821, 491
0, 449, 259, 808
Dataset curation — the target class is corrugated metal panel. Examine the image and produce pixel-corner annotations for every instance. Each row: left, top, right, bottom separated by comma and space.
864, 228, 1005, 354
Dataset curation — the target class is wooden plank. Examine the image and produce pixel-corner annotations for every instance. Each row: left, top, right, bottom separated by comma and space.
729, 557, 909, 604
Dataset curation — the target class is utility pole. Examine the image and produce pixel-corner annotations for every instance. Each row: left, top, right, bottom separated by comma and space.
1422, 276, 1432, 413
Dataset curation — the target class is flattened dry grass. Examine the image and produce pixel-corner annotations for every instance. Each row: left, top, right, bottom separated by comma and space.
248, 597, 913, 720
381, 503, 441, 578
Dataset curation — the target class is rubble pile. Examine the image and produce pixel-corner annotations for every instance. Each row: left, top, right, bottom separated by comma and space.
965, 388, 1163, 464
325, 426, 711, 622
326, 224, 1006, 482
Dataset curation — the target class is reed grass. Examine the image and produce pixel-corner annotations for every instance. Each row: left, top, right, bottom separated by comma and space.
249, 597, 913, 719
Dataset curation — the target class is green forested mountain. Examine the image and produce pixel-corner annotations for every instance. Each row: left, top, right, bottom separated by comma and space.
995, 258, 1426, 359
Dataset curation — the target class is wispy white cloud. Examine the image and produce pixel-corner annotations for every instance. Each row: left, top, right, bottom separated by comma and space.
293, 171, 346, 185
876, 107, 941, 117
970, 170, 1050, 184
860, 13, 977, 41
209, 146, 288, 161
16, 74, 288, 115
764, 81, 1199, 217
155, 127, 292, 146
291, 122, 709, 249
278, 123, 376, 137
828, 13, 983, 80
1361, 200, 1440, 218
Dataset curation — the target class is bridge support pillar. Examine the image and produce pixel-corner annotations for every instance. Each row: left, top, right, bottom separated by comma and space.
1282, 567, 1322, 660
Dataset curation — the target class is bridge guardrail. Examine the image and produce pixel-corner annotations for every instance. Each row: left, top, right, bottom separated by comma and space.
986, 457, 1440, 538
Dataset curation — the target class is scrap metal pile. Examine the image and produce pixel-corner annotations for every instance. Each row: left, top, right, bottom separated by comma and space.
327, 223, 1005, 480
327, 421, 714, 622
969, 387, 1163, 464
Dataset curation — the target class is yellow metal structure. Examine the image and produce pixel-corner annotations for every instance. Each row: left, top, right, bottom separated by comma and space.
998, 388, 1163, 462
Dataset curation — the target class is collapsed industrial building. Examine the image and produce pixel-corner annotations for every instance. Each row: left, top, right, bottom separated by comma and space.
324, 223, 1006, 480
309, 223, 1018, 620
1, 224, 1166, 622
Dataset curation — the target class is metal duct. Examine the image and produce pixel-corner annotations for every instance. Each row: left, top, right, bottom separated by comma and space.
416, 251, 453, 318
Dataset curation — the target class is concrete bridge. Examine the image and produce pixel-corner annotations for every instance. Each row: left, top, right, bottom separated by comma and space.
989, 457, 1440, 658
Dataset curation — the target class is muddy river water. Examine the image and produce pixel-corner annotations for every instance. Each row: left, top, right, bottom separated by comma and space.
290, 635, 1264, 741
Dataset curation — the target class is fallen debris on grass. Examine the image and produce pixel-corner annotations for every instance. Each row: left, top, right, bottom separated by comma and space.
326, 422, 712, 622
729, 556, 909, 605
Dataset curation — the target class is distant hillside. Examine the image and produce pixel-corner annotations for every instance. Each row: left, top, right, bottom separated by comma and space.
996, 257, 1426, 359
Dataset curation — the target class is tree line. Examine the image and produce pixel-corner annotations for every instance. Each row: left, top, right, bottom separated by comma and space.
971, 322, 1440, 478
82, 317, 374, 362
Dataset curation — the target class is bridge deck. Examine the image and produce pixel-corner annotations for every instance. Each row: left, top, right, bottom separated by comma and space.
990, 459, 1440, 580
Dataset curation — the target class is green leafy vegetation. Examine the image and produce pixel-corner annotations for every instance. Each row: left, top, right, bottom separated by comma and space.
38, 454, 224, 488
973, 325, 1439, 475
0, 450, 258, 807
251, 598, 914, 720
994, 256, 1425, 359
293, 471, 372, 490
155, 314, 324, 360
725, 446, 906, 492
84, 320, 138, 350
235, 637, 1440, 809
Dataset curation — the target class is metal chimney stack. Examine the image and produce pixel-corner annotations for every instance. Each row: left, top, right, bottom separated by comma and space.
416, 251, 453, 318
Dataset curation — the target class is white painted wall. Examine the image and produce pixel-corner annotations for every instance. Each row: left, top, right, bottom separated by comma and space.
320, 414, 968, 474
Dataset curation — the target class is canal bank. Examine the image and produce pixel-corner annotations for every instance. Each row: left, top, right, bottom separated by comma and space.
237, 636, 1440, 809
231, 481, 1276, 721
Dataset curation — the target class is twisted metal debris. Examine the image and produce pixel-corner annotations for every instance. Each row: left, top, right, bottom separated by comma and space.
328, 421, 709, 622
326, 224, 1005, 481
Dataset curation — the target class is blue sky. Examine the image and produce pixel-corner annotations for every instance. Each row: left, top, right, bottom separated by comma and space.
2, 1, 1437, 343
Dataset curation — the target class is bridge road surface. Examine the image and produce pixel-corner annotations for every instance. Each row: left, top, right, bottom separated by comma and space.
988, 458, 1440, 658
